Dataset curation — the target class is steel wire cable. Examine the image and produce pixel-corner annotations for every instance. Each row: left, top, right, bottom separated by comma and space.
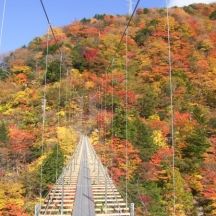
166, 1, 176, 215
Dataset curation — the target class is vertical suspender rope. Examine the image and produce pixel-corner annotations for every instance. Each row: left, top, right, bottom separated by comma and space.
125, 24, 129, 210
56, 52, 63, 181
125, 0, 133, 208
0, 0, 6, 54
0, 0, 7, 171
40, 28, 50, 204
65, 69, 69, 124
110, 58, 115, 174
61, 68, 70, 215
166, 1, 176, 215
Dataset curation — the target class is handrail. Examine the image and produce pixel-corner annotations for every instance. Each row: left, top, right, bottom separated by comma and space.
86, 137, 123, 214
39, 137, 82, 215
36, 135, 129, 215
57, 137, 83, 214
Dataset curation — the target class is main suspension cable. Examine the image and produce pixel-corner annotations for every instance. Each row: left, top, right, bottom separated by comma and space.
39, 0, 62, 56
106, 0, 141, 73
39, 0, 64, 183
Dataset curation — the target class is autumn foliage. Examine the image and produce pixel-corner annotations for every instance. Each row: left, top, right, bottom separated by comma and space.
0, 3, 216, 215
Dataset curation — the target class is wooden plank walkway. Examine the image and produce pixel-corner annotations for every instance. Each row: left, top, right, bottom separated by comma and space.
36, 135, 131, 216
72, 137, 95, 216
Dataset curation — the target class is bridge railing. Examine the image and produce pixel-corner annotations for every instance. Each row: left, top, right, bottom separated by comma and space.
34, 136, 82, 216
86, 137, 123, 214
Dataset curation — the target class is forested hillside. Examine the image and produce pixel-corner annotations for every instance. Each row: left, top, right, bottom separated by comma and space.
0, 3, 216, 215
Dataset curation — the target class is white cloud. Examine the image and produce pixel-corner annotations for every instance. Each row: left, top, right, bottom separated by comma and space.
169, 0, 216, 7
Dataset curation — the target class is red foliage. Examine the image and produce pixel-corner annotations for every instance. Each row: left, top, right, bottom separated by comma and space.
66, 23, 99, 37
96, 111, 112, 129
9, 126, 34, 155
16, 73, 27, 84
139, 194, 152, 204
41, 35, 67, 48
187, 17, 200, 36
84, 48, 98, 61
174, 111, 192, 128
116, 90, 137, 105
197, 59, 209, 72
152, 65, 169, 75
108, 138, 141, 183
149, 119, 169, 136
0, 204, 28, 216
150, 147, 172, 165
209, 32, 216, 45
202, 169, 216, 200
0, 169, 4, 177
201, 136, 216, 201
143, 147, 172, 181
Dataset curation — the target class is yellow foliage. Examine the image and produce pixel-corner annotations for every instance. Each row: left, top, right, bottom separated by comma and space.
34, 51, 43, 60
209, 57, 216, 75
120, 159, 140, 180
85, 81, 95, 89
148, 114, 160, 120
11, 65, 31, 74
28, 154, 48, 173
90, 129, 99, 145
189, 174, 203, 193
56, 110, 66, 117
0, 103, 13, 115
0, 181, 25, 209
13, 91, 27, 105
160, 16, 176, 31
71, 69, 82, 79
12, 88, 35, 107
57, 127, 78, 157
152, 130, 167, 147
52, 27, 65, 37
140, 55, 151, 68
69, 101, 81, 112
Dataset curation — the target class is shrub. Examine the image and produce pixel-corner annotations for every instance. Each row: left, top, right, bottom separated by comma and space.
182, 128, 210, 171
209, 10, 216, 20
0, 121, 8, 145
46, 60, 62, 83
134, 28, 152, 46
0, 68, 9, 80
40, 145, 64, 193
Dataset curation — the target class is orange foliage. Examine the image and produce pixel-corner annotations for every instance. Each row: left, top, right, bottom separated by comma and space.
108, 138, 141, 183
96, 111, 112, 129
174, 111, 191, 128
9, 126, 35, 154
16, 73, 27, 84
202, 136, 216, 201
66, 22, 99, 37
84, 48, 98, 61
0, 204, 28, 216
116, 90, 137, 105
149, 119, 169, 136
197, 59, 209, 72
144, 147, 172, 181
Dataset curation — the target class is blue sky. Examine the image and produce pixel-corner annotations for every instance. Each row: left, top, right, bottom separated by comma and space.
0, 0, 214, 53
0, 0, 167, 54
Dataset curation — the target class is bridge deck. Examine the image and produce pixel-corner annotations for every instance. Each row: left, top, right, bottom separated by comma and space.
36, 136, 130, 216
72, 137, 95, 216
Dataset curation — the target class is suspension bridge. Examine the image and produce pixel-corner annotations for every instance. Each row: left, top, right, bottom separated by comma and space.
35, 135, 133, 216
0, 0, 176, 215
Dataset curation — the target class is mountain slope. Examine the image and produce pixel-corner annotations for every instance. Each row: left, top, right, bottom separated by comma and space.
0, 3, 216, 215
